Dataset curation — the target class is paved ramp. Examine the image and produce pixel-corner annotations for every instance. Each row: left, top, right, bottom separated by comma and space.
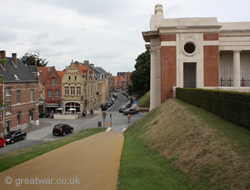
0, 132, 124, 190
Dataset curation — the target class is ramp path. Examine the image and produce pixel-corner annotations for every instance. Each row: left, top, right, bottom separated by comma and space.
0, 132, 124, 190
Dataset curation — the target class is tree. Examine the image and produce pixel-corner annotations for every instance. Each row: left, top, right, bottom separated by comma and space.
128, 51, 150, 98
20, 51, 48, 67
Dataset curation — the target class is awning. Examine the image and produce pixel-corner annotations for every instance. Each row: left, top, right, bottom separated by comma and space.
39, 101, 45, 106
46, 103, 59, 108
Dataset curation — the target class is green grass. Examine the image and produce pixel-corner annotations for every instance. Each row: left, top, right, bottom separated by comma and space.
119, 134, 201, 190
138, 91, 150, 108
0, 128, 105, 172
118, 98, 250, 190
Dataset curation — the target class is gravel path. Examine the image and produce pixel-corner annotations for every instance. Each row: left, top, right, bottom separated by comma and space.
0, 132, 124, 190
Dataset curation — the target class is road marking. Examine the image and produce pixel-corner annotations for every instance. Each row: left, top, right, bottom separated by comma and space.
26, 136, 55, 142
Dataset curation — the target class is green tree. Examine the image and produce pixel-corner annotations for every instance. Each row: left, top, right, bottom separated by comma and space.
129, 51, 150, 98
20, 51, 48, 67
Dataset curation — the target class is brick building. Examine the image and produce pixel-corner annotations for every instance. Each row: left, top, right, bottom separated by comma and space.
37, 67, 65, 113
143, 4, 250, 110
0, 51, 39, 134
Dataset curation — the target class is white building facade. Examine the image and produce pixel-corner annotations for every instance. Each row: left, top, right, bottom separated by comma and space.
143, 4, 250, 110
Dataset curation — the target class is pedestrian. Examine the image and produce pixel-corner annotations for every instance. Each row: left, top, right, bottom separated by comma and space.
91, 109, 93, 116
127, 114, 131, 122
82, 111, 85, 117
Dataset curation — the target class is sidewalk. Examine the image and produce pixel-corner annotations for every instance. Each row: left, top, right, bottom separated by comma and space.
0, 132, 124, 190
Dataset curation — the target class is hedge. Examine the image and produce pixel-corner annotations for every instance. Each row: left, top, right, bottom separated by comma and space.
176, 88, 250, 130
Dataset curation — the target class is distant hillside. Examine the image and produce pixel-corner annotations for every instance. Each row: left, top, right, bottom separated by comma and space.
125, 98, 250, 189
138, 91, 150, 108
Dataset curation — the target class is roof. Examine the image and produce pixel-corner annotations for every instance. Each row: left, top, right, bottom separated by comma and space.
77, 65, 89, 74
0, 58, 38, 82
57, 71, 65, 78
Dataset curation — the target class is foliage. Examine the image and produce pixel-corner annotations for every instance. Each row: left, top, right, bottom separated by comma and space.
176, 88, 250, 130
0, 58, 7, 64
128, 51, 150, 98
20, 51, 48, 67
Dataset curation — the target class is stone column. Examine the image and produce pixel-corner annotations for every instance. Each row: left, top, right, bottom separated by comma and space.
150, 49, 157, 111
233, 51, 241, 87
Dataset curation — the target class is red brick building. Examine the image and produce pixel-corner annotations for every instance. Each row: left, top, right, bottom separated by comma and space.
143, 4, 250, 110
37, 67, 65, 113
0, 50, 39, 134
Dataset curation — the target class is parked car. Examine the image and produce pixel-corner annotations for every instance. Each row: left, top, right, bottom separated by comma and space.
0, 136, 6, 148
4, 129, 27, 144
119, 105, 127, 113
53, 124, 74, 136
123, 108, 139, 115
101, 104, 109, 111
39, 111, 48, 118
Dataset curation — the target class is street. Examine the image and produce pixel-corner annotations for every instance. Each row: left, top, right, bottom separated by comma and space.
0, 92, 146, 155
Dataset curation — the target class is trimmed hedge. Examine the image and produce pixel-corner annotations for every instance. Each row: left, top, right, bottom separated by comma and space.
176, 88, 250, 130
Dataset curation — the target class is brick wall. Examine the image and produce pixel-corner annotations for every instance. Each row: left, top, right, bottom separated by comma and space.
203, 34, 219, 86
161, 46, 176, 102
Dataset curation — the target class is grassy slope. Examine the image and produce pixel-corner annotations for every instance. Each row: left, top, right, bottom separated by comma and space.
119, 98, 250, 190
138, 91, 150, 108
0, 128, 105, 172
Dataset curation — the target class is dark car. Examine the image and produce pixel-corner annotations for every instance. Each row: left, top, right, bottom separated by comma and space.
123, 108, 139, 115
4, 129, 27, 144
39, 112, 48, 118
0, 136, 6, 148
101, 104, 109, 111
53, 124, 74, 136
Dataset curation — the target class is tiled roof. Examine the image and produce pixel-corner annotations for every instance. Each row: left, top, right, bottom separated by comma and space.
0, 58, 38, 82
57, 71, 65, 78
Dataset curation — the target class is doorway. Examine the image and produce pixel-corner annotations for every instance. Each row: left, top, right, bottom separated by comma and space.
184, 62, 197, 88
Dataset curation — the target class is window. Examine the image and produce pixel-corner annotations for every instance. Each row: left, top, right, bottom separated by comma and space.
77, 87, 81, 95
5, 87, 10, 96
71, 87, 75, 95
48, 90, 52, 97
52, 78, 56, 85
6, 101, 11, 112
29, 110, 34, 121
68, 76, 71, 81
30, 89, 34, 102
55, 90, 59, 97
184, 42, 196, 54
6, 121, 10, 132
17, 112, 21, 125
40, 92, 43, 99
16, 90, 21, 103
65, 87, 69, 95
75, 76, 77, 81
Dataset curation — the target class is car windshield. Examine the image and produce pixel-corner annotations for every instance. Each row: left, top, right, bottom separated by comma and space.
5, 131, 16, 137
54, 124, 64, 129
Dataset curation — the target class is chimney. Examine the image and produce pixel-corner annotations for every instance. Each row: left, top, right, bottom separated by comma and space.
0, 50, 6, 59
12, 53, 17, 66
84, 60, 89, 65
0, 50, 6, 69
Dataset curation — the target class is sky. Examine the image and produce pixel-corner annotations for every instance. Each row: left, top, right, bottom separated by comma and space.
1, 0, 250, 75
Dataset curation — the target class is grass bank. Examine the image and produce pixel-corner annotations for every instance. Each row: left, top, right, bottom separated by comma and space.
118, 98, 250, 190
138, 91, 150, 108
0, 128, 105, 172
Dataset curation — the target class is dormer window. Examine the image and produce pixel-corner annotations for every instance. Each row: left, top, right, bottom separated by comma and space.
14, 74, 19, 80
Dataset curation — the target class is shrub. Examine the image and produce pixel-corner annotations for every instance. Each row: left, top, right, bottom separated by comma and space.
176, 88, 250, 130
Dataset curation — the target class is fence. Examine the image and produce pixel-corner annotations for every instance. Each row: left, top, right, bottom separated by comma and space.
220, 78, 250, 87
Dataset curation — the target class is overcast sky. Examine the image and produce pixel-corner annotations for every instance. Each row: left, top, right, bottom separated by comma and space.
1, 0, 250, 75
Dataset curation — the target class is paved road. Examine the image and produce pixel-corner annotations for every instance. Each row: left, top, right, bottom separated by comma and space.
0, 132, 124, 190
0, 92, 145, 155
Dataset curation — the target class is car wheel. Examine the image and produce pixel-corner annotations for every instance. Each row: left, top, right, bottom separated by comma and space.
62, 132, 66, 136
23, 136, 26, 140
3, 142, 6, 147
10, 140, 14, 144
